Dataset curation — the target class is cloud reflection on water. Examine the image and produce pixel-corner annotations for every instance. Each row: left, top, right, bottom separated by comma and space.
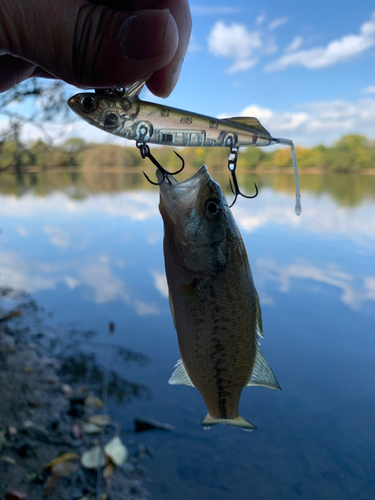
1, 186, 374, 315
256, 257, 375, 310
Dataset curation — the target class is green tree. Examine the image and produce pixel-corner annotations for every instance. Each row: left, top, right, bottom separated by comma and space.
324, 134, 370, 172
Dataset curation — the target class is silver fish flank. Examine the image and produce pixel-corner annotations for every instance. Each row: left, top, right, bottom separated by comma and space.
159, 165, 281, 430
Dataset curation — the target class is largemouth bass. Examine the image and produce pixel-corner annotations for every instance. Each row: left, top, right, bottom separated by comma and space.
159, 165, 281, 430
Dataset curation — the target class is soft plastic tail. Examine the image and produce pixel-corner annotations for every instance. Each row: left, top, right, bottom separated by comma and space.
272, 138, 302, 216
201, 414, 257, 431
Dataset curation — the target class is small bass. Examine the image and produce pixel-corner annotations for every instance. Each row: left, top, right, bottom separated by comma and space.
159, 165, 281, 430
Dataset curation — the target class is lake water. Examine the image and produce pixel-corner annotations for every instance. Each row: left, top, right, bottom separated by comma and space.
1, 169, 375, 499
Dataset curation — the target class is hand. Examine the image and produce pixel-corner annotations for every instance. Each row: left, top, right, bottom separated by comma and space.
0, 0, 191, 97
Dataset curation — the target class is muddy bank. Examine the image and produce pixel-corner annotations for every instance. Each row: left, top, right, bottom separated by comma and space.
0, 290, 152, 500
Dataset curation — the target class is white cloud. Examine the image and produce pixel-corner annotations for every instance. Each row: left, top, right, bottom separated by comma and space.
230, 97, 375, 146
268, 16, 288, 31
362, 85, 375, 94
256, 257, 375, 310
208, 21, 262, 74
286, 36, 303, 52
43, 226, 70, 248
191, 6, 244, 15
151, 270, 169, 299
207, 21, 277, 74
265, 11, 375, 72
16, 226, 29, 238
255, 13, 266, 26
0, 251, 56, 293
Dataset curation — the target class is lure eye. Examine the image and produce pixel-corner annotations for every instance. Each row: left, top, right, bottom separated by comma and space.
205, 197, 222, 218
80, 95, 97, 112
103, 112, 119, 128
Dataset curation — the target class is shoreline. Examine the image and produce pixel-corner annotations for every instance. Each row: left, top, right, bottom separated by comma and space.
0, 295, 150, 500
1, 166, 375, 175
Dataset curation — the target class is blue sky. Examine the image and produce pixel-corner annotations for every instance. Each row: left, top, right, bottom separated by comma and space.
17, 1, 375, 147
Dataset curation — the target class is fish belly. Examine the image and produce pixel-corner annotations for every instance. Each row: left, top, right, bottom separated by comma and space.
166, 242, 258, 421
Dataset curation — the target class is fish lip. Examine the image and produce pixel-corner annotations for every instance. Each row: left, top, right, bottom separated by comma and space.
158, 165, 211, 216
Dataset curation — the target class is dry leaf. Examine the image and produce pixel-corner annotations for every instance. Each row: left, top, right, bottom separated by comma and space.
104, 436, 128, 466
0, 456, 17, 465
71, 423, 82, 439
46, 453, 79, 469
84, 395, 103, 408
82, 423, 102, 434
81, 446, 107, 469
89, 414, 111, 426
61, 384, 73, 396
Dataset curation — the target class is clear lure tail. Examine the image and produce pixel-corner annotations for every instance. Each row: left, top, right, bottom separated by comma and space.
272, 138, 302, 216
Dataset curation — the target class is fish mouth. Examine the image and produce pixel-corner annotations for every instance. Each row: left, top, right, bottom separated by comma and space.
158, 165, 213, 214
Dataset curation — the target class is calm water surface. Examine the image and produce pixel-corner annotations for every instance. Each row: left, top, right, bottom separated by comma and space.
1, 170, 375, 499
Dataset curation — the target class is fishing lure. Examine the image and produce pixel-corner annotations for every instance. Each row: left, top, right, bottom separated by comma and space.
68, 78, 301, 214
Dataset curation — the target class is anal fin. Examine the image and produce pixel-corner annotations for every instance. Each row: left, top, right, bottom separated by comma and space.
247, 349, 281, 390
168, 359, 195, 387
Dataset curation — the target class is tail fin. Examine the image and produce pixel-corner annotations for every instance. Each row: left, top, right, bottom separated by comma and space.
201, 414, 256, 431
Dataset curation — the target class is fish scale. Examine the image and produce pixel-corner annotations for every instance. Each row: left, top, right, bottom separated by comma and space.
159, 165, 281, 430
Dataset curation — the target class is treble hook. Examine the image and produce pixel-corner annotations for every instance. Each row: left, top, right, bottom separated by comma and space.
227, 147, 258, 208
136, 142, 185, 185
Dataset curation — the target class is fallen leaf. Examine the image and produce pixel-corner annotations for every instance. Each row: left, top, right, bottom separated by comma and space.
84, 395, 103, 409
104, 436, 128, 466
89, 414, 111, 426
82, 423, 102, 434
51, 461, 78, 478
61, 384, 73, 396
0, 456, 17, 465
71, 423, 82, 439
46, 453, 79, 469
103, 462, 115, 488
81, 446, 107, 469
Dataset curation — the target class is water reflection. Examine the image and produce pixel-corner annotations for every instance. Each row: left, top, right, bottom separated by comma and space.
1, 170, 375, 500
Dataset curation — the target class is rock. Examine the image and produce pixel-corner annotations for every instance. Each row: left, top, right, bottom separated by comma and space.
134, 417, 175, 433
5, 490, 26, 500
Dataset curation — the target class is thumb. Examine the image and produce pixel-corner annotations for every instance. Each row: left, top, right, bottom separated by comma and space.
3, 1, 179, 90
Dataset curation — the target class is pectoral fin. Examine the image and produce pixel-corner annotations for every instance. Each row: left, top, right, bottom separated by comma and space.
247, 349, 281, 390
226, 117, 271, 138
168, 359, 195, 387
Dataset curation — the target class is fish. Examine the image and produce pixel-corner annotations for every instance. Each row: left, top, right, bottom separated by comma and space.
68, 79, 301, 215
159, 165, 281, 430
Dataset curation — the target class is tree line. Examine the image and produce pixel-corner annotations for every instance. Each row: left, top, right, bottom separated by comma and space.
1, 134, 374, 173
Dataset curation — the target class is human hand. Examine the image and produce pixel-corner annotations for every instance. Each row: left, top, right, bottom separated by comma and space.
0, 0, 191, 97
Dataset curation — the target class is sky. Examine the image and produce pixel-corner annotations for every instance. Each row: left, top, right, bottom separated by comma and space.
12, 0, 375, 147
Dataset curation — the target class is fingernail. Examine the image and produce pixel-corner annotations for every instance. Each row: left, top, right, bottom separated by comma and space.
168, 59, 183, 95
120, 9, 176, 60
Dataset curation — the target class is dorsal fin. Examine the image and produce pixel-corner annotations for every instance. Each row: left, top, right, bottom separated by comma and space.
123, 75, 150, 100
226, 117, 271, 138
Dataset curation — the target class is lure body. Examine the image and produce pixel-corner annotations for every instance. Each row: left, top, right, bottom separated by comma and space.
68, 79, 273, 149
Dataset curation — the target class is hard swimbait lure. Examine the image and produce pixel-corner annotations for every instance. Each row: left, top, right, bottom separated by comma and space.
68, 78, 301, 214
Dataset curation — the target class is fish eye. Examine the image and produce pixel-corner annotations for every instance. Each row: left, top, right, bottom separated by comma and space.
80, 95, 97, 112
205, 197, 222, 218
103, 112, 119, 128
